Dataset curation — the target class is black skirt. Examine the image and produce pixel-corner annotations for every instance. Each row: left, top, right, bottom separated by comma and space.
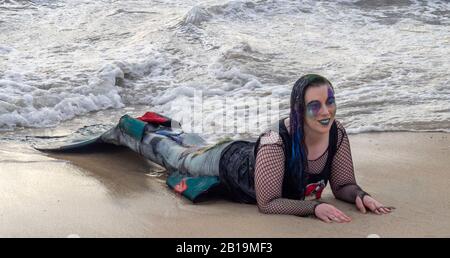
218, 140, 257, 204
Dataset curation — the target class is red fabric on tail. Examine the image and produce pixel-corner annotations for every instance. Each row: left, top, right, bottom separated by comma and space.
137, 112, 169, 124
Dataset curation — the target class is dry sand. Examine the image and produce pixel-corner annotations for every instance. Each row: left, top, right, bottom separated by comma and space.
0, 132, 449, 237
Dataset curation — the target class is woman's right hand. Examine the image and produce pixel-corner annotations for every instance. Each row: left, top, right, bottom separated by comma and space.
314, 203, 352, 223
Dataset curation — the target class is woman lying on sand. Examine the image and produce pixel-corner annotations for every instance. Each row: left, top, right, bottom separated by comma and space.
44, 74, 394, 223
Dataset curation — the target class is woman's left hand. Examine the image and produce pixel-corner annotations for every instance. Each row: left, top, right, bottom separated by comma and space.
355, 195, 395, 215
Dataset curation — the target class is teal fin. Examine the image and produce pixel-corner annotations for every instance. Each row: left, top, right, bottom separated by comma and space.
166, 172, 221, 203
118, 114, 147, 141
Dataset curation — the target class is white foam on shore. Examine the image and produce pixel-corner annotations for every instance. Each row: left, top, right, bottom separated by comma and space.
0, 63, 126, 129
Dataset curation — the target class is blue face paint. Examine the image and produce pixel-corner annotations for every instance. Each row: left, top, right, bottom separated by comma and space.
327, 87, 336, 106
327, 87, 334, 98
306, 87, 337, 118
306, 101, 322, 118
327, 87, 336, 118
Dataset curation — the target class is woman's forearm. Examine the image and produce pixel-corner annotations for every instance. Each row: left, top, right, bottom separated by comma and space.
257, 198, 321, 217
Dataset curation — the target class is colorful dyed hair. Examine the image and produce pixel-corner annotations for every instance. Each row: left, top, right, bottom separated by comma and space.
288, 74, 334, 193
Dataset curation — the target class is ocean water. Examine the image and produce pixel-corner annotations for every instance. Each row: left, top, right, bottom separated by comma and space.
1, 0, 449, 143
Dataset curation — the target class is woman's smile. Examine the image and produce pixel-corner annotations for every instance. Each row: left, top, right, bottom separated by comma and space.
318, 118, 331, 126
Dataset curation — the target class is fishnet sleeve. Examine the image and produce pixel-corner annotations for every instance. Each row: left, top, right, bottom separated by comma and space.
254, 131, 321, 217
329, 121, 369, 203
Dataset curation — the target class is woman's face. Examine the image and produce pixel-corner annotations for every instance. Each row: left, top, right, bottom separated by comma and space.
303, 84, 337, 135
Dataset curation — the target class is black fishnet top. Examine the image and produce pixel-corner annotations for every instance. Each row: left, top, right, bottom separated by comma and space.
254, 120, 367, 216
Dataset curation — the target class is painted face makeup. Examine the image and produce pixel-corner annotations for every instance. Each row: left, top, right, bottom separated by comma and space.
305, 87, 336, 127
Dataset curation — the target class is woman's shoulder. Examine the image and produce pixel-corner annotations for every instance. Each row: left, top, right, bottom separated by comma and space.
256, 130, 285, 159
333, 119, 348, 147
334, 119, 343, 128
334, 119, 347, 134
259, 130, 283, 146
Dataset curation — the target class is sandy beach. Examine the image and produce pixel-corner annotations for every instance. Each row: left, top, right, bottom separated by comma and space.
1, 0, 449, 240
0, 132, 449, 237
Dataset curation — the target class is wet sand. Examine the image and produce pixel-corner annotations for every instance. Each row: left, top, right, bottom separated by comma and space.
0, 132, 449, 237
